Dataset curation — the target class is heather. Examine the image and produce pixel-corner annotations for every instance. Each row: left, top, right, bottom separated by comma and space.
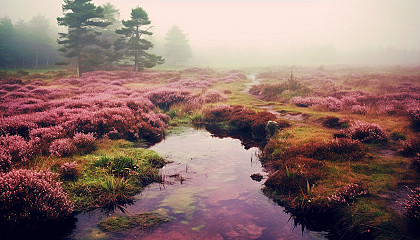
203, 105, 280, 139
0, 66, 419, 239
256, 66, 420, 238
0, 169, 73, 224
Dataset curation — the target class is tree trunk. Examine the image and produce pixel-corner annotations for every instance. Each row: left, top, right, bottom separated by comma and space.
134, 53, 138, 72
35, 49, 39, 69
77, 54, 82, 77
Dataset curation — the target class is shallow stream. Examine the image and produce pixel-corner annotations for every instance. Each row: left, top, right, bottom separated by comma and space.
69, 127, 326, 239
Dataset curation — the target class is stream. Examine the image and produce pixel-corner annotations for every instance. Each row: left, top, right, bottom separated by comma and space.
69, 127, 326, 239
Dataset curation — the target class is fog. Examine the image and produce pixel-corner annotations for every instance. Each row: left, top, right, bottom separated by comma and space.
1, 0, 420, 67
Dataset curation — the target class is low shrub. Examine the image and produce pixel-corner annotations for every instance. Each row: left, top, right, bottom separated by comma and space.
321, 116, 348, 129
203, 105, 278, 139
60, 162, 79, 180
0, 169, 73, 224
351, 105, 367, 115
0, 135, 33, 171
343, 120, 388, 142
328, 183, 368, 206
397, 139, 420, 157
404, 187, 420, 223
413, 154, 420, 172
49, 138, 74, 157
145, 88, 191, 110
73, 132, 96, 153
203, 89, 227, 103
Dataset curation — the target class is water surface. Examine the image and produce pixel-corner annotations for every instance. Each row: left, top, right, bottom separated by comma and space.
70, 128, 326, 239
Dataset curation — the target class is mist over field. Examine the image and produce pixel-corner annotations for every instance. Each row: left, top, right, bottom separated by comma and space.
1, 0, 420, 66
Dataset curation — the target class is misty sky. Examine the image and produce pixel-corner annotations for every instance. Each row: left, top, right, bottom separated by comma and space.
1, 0, 420, 60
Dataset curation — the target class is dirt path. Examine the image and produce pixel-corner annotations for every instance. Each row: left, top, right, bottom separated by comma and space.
258, 105, 310, 121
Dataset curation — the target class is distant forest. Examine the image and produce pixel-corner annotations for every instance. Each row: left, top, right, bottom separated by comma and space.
0, 1, 192, 75
0, 15, 60, 68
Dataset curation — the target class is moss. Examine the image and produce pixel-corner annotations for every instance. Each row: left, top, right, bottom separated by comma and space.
61, 144, 165, 211
98, 212, 169, 232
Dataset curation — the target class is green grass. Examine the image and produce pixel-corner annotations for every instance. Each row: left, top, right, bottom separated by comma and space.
98, 212, 169, 232
60, 140, 165, 212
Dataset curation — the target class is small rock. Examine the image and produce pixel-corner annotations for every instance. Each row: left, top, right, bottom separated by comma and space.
250, 173, 263, 182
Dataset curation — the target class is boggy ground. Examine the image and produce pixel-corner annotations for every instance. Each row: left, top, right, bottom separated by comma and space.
248, 66, 420, 239
0, 66, 419, 239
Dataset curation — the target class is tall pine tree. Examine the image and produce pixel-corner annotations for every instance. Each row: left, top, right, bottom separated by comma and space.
164, 25, 192, 66
116, 7, 163, 72
57, 0, 110, 76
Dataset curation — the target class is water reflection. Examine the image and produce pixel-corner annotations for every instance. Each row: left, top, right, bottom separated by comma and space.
69, 127, 326, 239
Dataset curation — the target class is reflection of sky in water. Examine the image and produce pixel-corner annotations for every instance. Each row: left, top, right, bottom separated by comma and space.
70, 128, 326, 240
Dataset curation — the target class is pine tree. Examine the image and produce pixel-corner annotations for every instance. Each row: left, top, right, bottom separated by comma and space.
164, 25, 192, 66
116, 7, 163, 72
57, 0, 110, 76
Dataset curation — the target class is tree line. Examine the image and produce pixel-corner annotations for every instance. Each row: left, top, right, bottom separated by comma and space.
0, 0, 192, 76
0, 15, 60, 69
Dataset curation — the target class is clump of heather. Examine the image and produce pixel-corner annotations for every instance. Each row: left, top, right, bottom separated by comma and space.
328, 183, 368, 205
203, 89, 227, 103
404, 187, 420, 223
290, 96, 316, 107
73, 132, 96, 153
49, 138, 74, 157
413, 154, 420, 172
0, 169, 73, 223
0, 135, 33, 171
407, 102, 420, 130
29, 125, 66, 154
343, 120, 388, 142
351, 105, 367, 115
145, 88, 191, 110
203, 105, 278, 139
60, 161, 78, 180
397, 139, 420, 157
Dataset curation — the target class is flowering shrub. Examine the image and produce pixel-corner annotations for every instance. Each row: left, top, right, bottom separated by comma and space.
316, 97, 344, 112
397, 139, 420, 157
49, 138, 74, 157
73, 132, 96, 152
343, 120, 388, 142
290, 96, 316, 107
0, 135, 33, 171
404, 187, 420, 223
145, 88, 191, 110
29, 125, 66, 154
351, 105, 367, 115
407, 102, 420, 130
0, 169, 73, 223
203, 105, 278, 139
328, 183, 368, 205
413, 154, 420, 172
60, 161, 79, 180
203, 90, 227, 103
